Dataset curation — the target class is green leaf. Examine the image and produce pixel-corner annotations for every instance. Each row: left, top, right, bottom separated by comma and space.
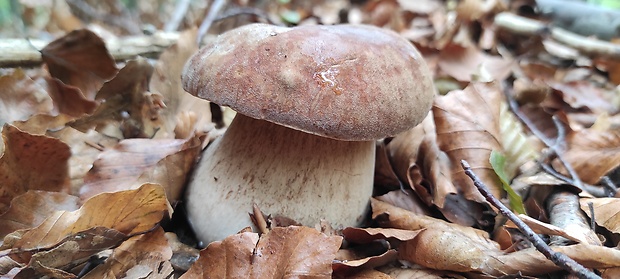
489, 150, 526, 214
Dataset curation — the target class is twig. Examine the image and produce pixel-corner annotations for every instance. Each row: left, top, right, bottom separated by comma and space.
164, 0, 192, 32
215, 6, 275, 25
504, 85, 589, 194
0, 32, 179, 67
494, 12, 620, 58
461, 160, 601, 279
539, 163, 606, 197
197, 0, 228, 45
600, 176, 617, 197
587, 202, 596, 231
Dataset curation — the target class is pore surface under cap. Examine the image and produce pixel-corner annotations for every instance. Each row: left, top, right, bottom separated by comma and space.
182, 23, 434, 141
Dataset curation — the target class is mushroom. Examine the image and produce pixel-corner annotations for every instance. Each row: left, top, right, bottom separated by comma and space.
182, 23, 435, 244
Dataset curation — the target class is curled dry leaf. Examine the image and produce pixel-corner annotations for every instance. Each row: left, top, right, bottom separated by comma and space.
0, 124, 71, 212
333, 249, 398, 277
380, 265, 467, 279
68, 57, 155, 138
388, 113, 487, 226
0, 191, 79, 238
149, 28, 212, 139
580, 197, 620, 233
433, 82, 503, 203
4, 183, 168, 254
0, 69, 54, 132
342, 227, 420, 243
399, 227, 501, 272
45, 77, 98, 117
562, 128, 620, 184
41, 29, 118, 100
83, 227, 173, 279
80, 135, 202, 203
344, 269, 391, 279
437, 44, 514, 82
371, 198, 490, 243
18, 227, 127, 278
181, 226, 341, 279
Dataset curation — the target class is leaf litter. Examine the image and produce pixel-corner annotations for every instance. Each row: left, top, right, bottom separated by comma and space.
2, 0, 620, 278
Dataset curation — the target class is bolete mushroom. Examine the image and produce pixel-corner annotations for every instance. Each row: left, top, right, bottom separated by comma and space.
182, 23, 434, 244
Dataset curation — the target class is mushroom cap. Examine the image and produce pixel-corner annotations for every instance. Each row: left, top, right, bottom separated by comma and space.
182, 23, 434, 141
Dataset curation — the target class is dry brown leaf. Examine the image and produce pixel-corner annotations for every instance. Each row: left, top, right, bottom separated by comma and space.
437, 44, 514, 82
45, 76, 98, 117
562, 128, 620, 184
0, 124, 71, 212
371, 198, 490, 241
549, 81, 618, 114
68, 57, 155, 138
41, 29, 117, 100
580, 197, 620, 234
387, 114, 486, 226
399, 227, 500, 272
83, 227, 173, 279
79, 135, 202, 202
342, 227, 420, 243
374, 190, 432, 217
48, 127, 119, 194
181, 226, 341, 279
0, 69, 54, 131
345, 269, 391, 279
433, 82, 503, 203
332, 250, 398, 276
18, 227, 127, 278
149, 27, 212, 140
0, 191, 79, 238
380, 265, 467, 278
4, 183, 168, 253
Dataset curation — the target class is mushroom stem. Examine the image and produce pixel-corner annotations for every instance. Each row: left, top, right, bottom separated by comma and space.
186, 114, 375, 244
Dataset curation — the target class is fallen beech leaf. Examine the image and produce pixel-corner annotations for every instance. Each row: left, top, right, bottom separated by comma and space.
45, 77, 98, 117
332, 249, 398, 276
68, 58, 154, 138
345, 269, 391, 279
342, 227, 419, 243
388, 114, 486, 227
149, 28, 212, 139
41, 29, 117, 100
83, 227, 173, 279
0, 191, 79, 238
0, 124, 71, 212
437, 44, 514, 82
399, 228, 500, 272
380, 266, 467, 278
0, 69, 53, 134
433, 82, 503, 203
374, 190, 431, 217
80, 135, 202, 202
20, 227, 127, 278
7, 183, 168, 253
48, 127, 119, 194
549, 80, 617, 115
371, 198, 490, 240
562, 128, 620, 184
580, 197, 620, 233
182, 227, 341, 279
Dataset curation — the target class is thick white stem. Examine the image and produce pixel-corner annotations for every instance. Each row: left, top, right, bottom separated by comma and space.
186, 114, 375, 244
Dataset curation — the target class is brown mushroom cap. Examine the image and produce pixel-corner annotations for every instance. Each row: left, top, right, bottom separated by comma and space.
182, 23, 434, 141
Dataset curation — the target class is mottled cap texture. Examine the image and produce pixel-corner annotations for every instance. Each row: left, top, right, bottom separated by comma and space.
182, 23, 435, 141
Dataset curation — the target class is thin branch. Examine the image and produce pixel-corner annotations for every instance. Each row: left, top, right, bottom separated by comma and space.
461, 160, 601, 279
494, 12, 620, 58
503, 85, 590, 194
197, 0, 228, 45
164, 0, 192, 32
600, 176, 617, 197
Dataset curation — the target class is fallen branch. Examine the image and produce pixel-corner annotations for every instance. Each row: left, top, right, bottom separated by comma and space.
494, 12, 620, 58
0, 32, 180, 68
461, 160, 601, 279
